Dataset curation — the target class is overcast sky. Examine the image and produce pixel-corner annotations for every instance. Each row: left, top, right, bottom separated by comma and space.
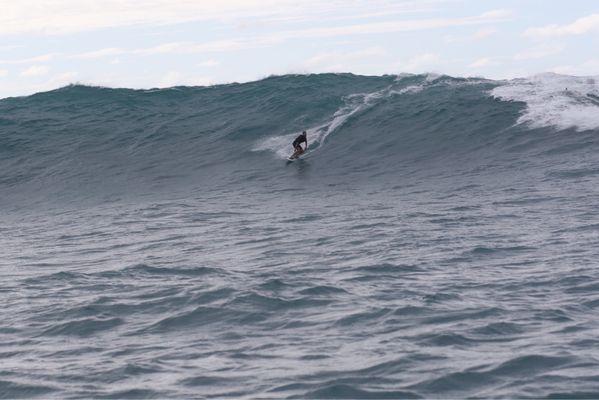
0, 0, 598, 98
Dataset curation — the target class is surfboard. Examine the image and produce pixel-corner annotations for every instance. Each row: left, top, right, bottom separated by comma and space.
287, 150, 306, 161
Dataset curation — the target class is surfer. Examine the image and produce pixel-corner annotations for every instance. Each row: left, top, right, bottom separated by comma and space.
291, 131, 307, 158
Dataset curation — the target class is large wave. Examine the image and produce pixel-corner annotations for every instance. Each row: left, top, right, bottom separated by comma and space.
1, 72, 598, 209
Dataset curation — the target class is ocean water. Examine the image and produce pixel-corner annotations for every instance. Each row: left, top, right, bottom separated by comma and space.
2, 72, 599, 398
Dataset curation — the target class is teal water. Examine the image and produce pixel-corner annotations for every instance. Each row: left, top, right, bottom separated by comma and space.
1, 72, 599, 398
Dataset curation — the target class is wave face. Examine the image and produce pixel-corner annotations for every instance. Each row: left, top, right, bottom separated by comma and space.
2, 73, 599, 398
2, 72, 598, 208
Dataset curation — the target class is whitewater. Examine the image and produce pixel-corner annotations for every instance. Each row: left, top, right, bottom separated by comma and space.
1, 72, 599, 398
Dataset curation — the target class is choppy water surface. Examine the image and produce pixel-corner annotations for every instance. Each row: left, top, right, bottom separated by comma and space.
2, 73, 599, 398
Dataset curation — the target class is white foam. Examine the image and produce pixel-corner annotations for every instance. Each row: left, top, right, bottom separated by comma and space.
252, 133, 297, 159
491, 73, 599, 131
253, 83, 401, 159
390, 84, 425, 95
424, 72, 442, 82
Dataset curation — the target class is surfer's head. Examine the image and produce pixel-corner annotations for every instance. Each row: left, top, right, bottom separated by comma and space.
302, 131, 307, 136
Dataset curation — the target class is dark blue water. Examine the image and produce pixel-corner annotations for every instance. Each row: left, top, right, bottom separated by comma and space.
2, 72, 599, 398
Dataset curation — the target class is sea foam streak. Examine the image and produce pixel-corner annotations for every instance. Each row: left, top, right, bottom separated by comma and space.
252, 80, 402, 159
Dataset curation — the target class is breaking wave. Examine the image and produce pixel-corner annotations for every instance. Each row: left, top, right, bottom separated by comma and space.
1, 72, 598, 209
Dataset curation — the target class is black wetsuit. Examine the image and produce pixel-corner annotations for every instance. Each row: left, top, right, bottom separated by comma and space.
293, 134, 307, 149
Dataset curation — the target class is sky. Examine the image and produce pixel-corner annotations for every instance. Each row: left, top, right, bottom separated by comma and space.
0, 0, 598, 98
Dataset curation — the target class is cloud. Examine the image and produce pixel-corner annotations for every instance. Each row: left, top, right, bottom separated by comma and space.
298, 46, 442, 74
71, 8, 513, 60
0, 71, 77, 97
513, 44, 564, 60
0, 69, 8, 77
0, 0, 449, 36
0, 44, 22, 51
71, 48, 125, 59
272, 9, 512, 40
283, 47, 391, 76
133, 42, 189, 56
444, 26, 497, 43
550, 59, 599, 76
68, 37, 281, 61
0, 1, 512, 38
197, 59, 220, 67
0, 53, 59, 64
0, 0, 290, 35
400, 53, 440, 72
157, 71, 213, 88
49, 71, 78, 85
468, 57, 492, 68
134, 37, 284, 55
20, 65, 50, 77
473, 27, 497, 40
524, 13, 599, 38
233, 0, 444, 29
301, 47, 389, 73
2, 71, 78, 98
442, 34, 460, 44
479, 9, 512, 19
